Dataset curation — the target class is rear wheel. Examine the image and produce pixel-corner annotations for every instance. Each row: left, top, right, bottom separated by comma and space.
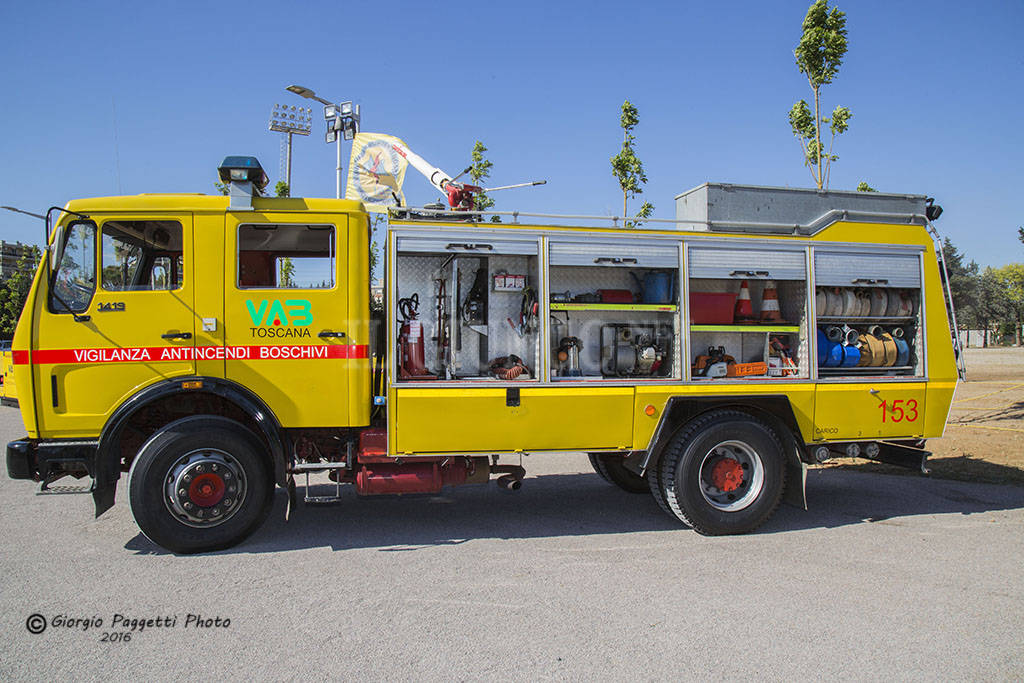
128, 416, 274, 554
647, 460, 672, 515
587, 453, 648, 494
658, 410, 785, 535
588, 454, 612, 484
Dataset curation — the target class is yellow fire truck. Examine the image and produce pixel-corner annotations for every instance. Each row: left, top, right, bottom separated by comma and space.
1, 341, 16, 406
5, 156, 961, 553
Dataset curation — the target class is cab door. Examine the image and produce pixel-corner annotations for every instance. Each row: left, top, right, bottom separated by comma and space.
223, 212, 362, 428
34, 216, 196, 437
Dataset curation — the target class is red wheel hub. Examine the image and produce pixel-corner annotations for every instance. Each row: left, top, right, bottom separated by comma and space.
188, 473, 226, 507
710, 458, 744, 492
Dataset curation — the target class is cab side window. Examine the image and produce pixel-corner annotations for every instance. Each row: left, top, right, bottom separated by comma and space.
237, 224, 335, 289
50, 221, 96, 313
101, 221, 183, 291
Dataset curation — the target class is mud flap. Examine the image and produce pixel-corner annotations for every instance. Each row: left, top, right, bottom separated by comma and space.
286, 474, 297, 521
783, 457, 807, 510
92, 483, 116, 518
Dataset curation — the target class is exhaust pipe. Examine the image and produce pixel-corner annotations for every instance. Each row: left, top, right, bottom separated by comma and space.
491, 464, 525, 492
497, 475, 522, 491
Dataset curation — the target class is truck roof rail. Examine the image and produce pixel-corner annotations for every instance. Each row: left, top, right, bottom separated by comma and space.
389, 205, 928, 235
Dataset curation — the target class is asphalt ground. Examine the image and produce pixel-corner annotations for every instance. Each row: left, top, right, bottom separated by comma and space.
1, 404, 1022, 680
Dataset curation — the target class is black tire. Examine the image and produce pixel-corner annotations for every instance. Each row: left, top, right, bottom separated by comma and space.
658, 410, 785, 535
587, 454, 612, 484
127, 416, 274, 554
646, 454, 673, 515
588, 453, 649, 494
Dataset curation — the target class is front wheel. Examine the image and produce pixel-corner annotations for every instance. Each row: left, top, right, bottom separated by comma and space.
128, 416, 274, 554
658, 410, 785, 535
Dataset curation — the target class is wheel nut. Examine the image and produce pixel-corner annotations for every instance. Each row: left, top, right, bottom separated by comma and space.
211, 508, 221, 516
178, 488, 187, 498
223, 472, 232, 480
183, 474, 192, 482
196, 465, 205, 473
211, 464, 218, 471
183, 502, 193, 510
228, 486, 236, 493
223, 498, 233, 507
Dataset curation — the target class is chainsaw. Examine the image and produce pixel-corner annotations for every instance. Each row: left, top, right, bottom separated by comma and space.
692, 346, 735, 378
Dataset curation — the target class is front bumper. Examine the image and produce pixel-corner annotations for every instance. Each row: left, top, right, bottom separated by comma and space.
6, 438, 99, 481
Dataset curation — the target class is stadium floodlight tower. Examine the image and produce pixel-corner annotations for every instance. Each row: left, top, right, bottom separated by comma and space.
286, 84, 361, 199
268, 104, 313, 193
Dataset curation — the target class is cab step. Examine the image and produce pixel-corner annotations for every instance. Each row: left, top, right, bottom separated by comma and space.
290, 462, 347, 505
37, 483, 91, 495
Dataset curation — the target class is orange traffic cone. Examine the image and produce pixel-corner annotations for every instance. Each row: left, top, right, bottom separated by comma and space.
760, 280, 782, 322
734, 280, 754, 322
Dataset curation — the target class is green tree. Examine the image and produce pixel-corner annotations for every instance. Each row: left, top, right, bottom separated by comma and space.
971, 267, 1010, 347
610, 100, 654, 227
469, 141, 494, 213
215, 180, 287, 197
993, 263, 1024, 345
279, 258, 296, 287
0, 246, 42, 336
789, 0, 851, 189
938, 237, 978, 335
856, 182, 877, 192
368, 214, 384, 277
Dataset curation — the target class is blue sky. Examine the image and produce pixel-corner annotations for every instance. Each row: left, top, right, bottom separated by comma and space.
2, 0, 1021, 268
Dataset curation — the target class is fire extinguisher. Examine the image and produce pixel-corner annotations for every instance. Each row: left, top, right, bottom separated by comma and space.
398, 294, 436, 380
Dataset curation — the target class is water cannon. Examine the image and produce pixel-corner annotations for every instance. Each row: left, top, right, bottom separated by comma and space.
391, 141, 546, 211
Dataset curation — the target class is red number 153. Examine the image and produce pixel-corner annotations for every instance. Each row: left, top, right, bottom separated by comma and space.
880, 399, 918, 423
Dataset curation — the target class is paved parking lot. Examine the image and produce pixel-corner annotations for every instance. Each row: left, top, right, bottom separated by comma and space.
1, 405, 1022, 680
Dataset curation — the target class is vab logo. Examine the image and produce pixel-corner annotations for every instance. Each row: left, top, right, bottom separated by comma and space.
245, 300, 313, 327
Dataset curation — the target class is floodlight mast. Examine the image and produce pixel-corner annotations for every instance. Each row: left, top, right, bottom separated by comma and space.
268, 104, 312, 190
286, 84, 359, 199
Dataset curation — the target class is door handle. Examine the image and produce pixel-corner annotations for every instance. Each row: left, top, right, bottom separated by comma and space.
161, 332, 192, 340
318, 331, 346, 338
729, 270, 771, 278
446, 243, 493, 251
594, 257, 638, 265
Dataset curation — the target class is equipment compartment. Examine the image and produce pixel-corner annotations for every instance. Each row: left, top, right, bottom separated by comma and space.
394, 236, 540, 381
685, 243, 810, 381
813, 248, 924, 378
547, 239, 681, 380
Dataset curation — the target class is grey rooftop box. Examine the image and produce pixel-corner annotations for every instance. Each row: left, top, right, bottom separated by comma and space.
674, 183, 930, 235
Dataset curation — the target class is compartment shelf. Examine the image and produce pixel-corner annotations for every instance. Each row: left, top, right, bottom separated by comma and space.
550, 303, 677, 312
690, 324, 800, 333
816, 316, 916, 323
818, 366, 914, 373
